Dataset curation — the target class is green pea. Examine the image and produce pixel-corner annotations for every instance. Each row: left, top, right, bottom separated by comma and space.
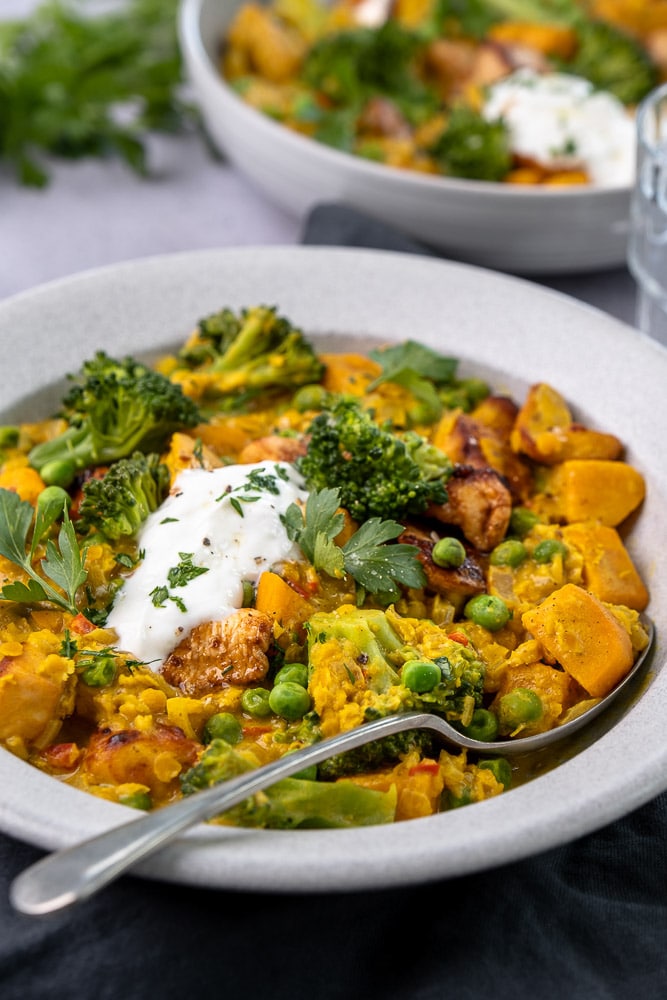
39, 458, 77, 488
37, 485, 71, 511
460, 708, 499, 743
33, 485, 72, 546
118, 790, 153, 810
202, 712, 243, 745
490, 539, 528, 568
292, 384, 328, 412
80, 656, 116, 687
432, 537, 466, 569
241, 687, 272, 718
460, 377, 489, 408
448, 788, 473, 809
408, 395, 442, 427
477, 758, 512, 789
498, 688, 543, 731
0, 426, 19, 448
509, 507, 540, 538
464, 594, 511, 632
533, 539, 568, 564
274, 662, 308, 688
268, 681, 312, 720
402, 659, 441, 694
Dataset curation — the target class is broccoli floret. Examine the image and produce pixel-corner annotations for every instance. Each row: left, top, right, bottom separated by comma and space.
305, 606, 486, 777
297, 398, 449, 521
302, 20, 436, 115
563, 20, 658, 106
28, 352, 201, 487
175, 305, 325, 403
317, 728, 437, 780
180, 739, 396, 828
76, 451, 170, 540
429, 105, 512, 181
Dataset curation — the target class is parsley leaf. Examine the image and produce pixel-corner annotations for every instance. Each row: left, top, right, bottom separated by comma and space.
284, 487, 426, 599
284, 488, 344, 574
0, 487, 87, 614
341, 517, 426, 598
368, 341, 458, 386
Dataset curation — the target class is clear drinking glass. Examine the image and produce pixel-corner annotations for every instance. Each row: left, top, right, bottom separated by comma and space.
627, 82, 667, 347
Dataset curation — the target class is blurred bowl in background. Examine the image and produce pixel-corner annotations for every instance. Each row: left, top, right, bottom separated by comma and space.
178, 0, 634, 276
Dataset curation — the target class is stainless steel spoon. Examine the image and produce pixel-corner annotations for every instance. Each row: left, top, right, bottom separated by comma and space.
10, 620, 654, 915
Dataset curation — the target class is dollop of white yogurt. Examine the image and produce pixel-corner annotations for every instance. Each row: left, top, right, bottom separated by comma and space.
482, 69, 636, 187
106, 461, 308, 668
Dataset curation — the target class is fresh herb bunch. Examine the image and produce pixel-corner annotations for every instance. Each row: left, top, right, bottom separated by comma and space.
0, 0, 197, 186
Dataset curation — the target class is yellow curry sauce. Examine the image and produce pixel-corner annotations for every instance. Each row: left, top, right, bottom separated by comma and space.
0, 311, 650, 828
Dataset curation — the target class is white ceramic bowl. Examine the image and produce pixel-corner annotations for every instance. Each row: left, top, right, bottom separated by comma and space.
178, 0, 634, 276
0, 246, 665, 894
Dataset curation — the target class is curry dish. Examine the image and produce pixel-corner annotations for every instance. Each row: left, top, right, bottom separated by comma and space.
0, 306, 650, 828
220, 0, 667, 186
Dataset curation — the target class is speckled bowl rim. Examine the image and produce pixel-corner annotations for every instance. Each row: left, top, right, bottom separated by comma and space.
0, 246, 664, 894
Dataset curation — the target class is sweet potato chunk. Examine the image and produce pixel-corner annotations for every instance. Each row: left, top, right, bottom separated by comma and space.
521, 584, 634, 697
319, 352, 382, 396
488, 21, 578, 58
255, 570, 313, 629
224, 3, 307, 83
562, 522, 649, 611
510, 383, 623, 464
538, 460, 645, 526
163, 431, 223, 483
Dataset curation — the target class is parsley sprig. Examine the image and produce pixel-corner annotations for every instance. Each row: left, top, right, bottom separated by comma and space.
0, 0, 198, 187
283, 488, 426, 602
0, 487, 87, 614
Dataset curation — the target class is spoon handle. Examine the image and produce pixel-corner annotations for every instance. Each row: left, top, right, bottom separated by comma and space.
9, 711, 447, 915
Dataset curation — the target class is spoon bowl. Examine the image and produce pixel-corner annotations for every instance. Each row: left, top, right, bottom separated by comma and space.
9, 619, 654, 916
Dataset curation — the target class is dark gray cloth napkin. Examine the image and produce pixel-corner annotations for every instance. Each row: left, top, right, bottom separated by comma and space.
1, 204, 665, 1000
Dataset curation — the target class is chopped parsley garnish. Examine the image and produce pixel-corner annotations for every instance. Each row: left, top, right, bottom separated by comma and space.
150, 552, 209, 612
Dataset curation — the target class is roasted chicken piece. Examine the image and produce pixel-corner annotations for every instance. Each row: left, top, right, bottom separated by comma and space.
398, 525, 486, 597
78, 724, 199, 799
432, 398, 533, 502
428, 465, 512, 552
162, 608, 274, 697
237, 434, 308, 464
